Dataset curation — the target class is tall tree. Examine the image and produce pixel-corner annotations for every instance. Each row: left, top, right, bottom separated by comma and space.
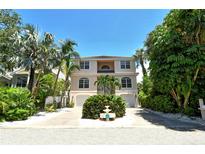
0, 10, 21, 73
133, 48, 147, 76
32, 32, 56, 97
62, 58, 80, 93
53, 39, 80, 99
17, 24, 41, 91
146, 9, 205, 110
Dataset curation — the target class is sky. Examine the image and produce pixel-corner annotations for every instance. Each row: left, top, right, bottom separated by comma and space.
16, 9, 169, 57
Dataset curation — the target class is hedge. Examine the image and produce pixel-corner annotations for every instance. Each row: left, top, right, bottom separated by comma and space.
140, 93, 177, 113
0, 87, 36, 121
82, 95, 126, 119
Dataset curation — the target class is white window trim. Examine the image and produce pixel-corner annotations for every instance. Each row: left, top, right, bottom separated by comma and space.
121, 77, 132, 88
79, 78, 89, 88
80, 61, 89, 69
120, 60, 130, 69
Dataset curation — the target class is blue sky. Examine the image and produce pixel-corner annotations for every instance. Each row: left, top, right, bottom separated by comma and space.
16, 9, 169, 57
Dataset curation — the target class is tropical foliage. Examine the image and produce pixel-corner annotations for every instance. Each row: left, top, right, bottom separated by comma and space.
94, 75, 121, 95
134, 48, 147, 76
53, 39, 80, 96
82, 95, 126, 119
138, 10, 205, 116
0, 10, 80, 121
35, 73, 55, 109
0, 10, 21, 74
0, 87, 36, 121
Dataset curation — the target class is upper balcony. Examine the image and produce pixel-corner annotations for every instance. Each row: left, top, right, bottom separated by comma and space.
97, 60, 115, 73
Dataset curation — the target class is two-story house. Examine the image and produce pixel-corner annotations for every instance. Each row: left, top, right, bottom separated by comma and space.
70, 56, 138, 107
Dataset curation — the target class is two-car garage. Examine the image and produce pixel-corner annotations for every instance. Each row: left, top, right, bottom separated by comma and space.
74, 94, 137, 108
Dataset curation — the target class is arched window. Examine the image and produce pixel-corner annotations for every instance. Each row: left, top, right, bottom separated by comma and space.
79, 78, 89, 88
121, 77, 132, 88
101, 65, 110, 70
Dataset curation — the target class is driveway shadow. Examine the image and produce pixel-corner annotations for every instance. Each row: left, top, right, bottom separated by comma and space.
135, 109, 205, 132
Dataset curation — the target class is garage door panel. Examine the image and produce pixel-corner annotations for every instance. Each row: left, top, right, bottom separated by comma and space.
76, 95, 90, 106
121, 94, 136, 108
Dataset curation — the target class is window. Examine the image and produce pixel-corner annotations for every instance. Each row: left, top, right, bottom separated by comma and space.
121, 77, 132, 88
16, 76, 27, 87
80, 61, 89, 69
101, 65, 110, 70
120, 61, 130, 69
79, 78, 89, 88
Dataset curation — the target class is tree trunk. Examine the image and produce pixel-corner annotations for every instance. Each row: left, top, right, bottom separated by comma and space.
64, 74, 69, 92
28, 65, 35, 92
140, 58, 147, 76
53, 65, 61, 96
184, 67, 200, 108
170, 88, 181, 108
32, 70, 43, 98
111, 85, 115, 95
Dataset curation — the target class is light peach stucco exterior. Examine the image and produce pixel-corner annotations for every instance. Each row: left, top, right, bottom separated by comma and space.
70, 56, 138, 107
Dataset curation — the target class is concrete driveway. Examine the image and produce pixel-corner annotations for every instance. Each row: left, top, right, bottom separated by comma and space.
1, 108, 205, 144
1, 107, 205, 130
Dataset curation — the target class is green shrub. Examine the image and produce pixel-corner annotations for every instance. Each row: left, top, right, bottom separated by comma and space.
0, 87, 36, 121
5, 108, 30, 121
55, 79, 65, 96
45, 103, 57, 112
67, 100, 74, 108
140, 94, 176, 113
138, 91, 148, 105
184, 96, 200, 116
183, 107, 196, 117
36, 74, 55, 109
82, 95, 126, 119
0, 101, 9, 114
142, 75, 153, 95
152, 95, 176, 113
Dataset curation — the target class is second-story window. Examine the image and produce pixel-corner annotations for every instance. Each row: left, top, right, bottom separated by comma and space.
79, 78, 89, 88
101, 65, 110, 70
120, 61, 130, 69
80, 61, 89, 69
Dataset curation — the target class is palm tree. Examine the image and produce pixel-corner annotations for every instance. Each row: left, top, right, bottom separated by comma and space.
18, 24, 41, 91
32, 32, 56, 97
52, 48, 64, 96
52, 39, 80, 96
62, 58, 80, 92
133, 48, 147, 76
94, 75, 110, 95
109, 76, 121, 94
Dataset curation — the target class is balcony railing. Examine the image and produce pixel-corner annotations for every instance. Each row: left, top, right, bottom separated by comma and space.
97, 69, 114, 73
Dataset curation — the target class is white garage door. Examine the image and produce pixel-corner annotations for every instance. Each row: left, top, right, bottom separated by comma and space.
75, 95, 90, 106
121, 94, 136, 107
